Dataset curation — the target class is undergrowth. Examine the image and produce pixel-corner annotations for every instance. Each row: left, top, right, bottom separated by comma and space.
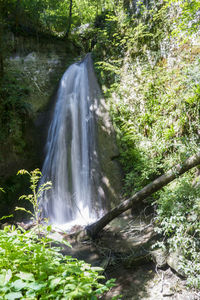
0, 172, 116, 299
154, 173, 200, 288
0, 225, 115, 299
91, 0, 200, 290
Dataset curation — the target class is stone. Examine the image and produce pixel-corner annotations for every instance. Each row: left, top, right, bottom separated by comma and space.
24, 52, 37, 62
87, 56, 123, 210
167, 250, 186, 277
151, 248, 168, 268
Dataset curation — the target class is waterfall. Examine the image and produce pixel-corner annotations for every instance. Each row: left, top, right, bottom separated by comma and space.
40, 54, 103, 227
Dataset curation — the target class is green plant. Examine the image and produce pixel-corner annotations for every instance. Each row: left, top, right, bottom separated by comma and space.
0, 185, 12, 221
167, 0, 200, 36
154, 174, 200, 289
0, 171, 116, 299
16, 169, 52, 227
0, 225, 115, 299
92, 0, 200, 291
0, 187, 5, 193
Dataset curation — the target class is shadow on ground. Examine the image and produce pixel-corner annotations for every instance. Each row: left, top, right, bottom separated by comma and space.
59, 213, 198, 300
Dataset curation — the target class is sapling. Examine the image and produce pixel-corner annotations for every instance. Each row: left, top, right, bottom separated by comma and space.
16, 168, 52, 230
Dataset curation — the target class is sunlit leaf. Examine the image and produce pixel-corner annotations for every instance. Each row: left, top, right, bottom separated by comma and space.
5, 292, 23, 300
16, 272, 35, 282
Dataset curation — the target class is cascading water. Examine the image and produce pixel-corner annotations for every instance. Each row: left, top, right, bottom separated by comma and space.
40, 54, 104, 228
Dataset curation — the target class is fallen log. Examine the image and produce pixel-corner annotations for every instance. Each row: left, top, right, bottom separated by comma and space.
86, 152, 200, 238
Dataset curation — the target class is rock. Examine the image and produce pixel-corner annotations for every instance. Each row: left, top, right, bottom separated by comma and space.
151, 248, 168, 268
24, 52, 37, 62
87, 57, 123, 210
167, 250, 185, 277
1, 222, 10, 229
16, 222, 36, 230
163, 291, 174, 297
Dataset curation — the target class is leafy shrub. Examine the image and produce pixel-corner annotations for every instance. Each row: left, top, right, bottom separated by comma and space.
154, 174, 200, 289
0, 225, 115, 299
0, 170, 115, 299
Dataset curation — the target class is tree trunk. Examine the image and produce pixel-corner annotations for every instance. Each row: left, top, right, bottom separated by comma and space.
86, 152, 200, 238
65, 0, 73, 38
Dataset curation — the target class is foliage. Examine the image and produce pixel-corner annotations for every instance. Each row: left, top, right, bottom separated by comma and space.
166, 0, 200, 35
92, 0, 200, 291
0, 171, 116, 299
0, 225, 115, 299
154, 173, 200, 288
0, 0, 68, 36
0, 0, 115, 39
0, 187, 5, 193
92, 0, 171, 86
16, 169, 52, 227
0, 69, 33, 216
93, 0, 200, 193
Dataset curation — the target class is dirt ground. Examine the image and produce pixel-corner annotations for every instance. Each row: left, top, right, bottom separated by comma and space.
59, 212, 200, 300
104, 263, 199, 300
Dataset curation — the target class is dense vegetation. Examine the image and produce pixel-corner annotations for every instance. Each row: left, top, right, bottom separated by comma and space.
0, 0, 200, 296
0, 225, 116, 299
91, 0, 200, 289
0, 171, 115, 299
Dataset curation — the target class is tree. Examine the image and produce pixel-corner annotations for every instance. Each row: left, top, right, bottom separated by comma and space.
65, 0, 73, 38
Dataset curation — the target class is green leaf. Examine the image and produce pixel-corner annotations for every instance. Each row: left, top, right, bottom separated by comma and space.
0, 215, 13, 221
91, 267, 104, 272
49, 277, 62, 289
5, 270, 12, 285
18, 195, 27, 200
61, 239, 72, 248
0, 187, 5, 193
5, 292, 23, 300
27, 282, 46, 291
0, 269, 12, 286
25, 289, 36, 297
64, 283, 76, 291
46, 225, 52, 232
15, 207, 34, 217
11, 279, 27, 291
16, 272, 35, 282
17, 169, 29, 176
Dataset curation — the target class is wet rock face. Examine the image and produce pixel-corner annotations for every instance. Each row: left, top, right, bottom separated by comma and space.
0, 36, 73, 180
96, 103, 123, 208
86, 55, 123, 209
9, 51, 61, 112
7, 35, 74, 113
